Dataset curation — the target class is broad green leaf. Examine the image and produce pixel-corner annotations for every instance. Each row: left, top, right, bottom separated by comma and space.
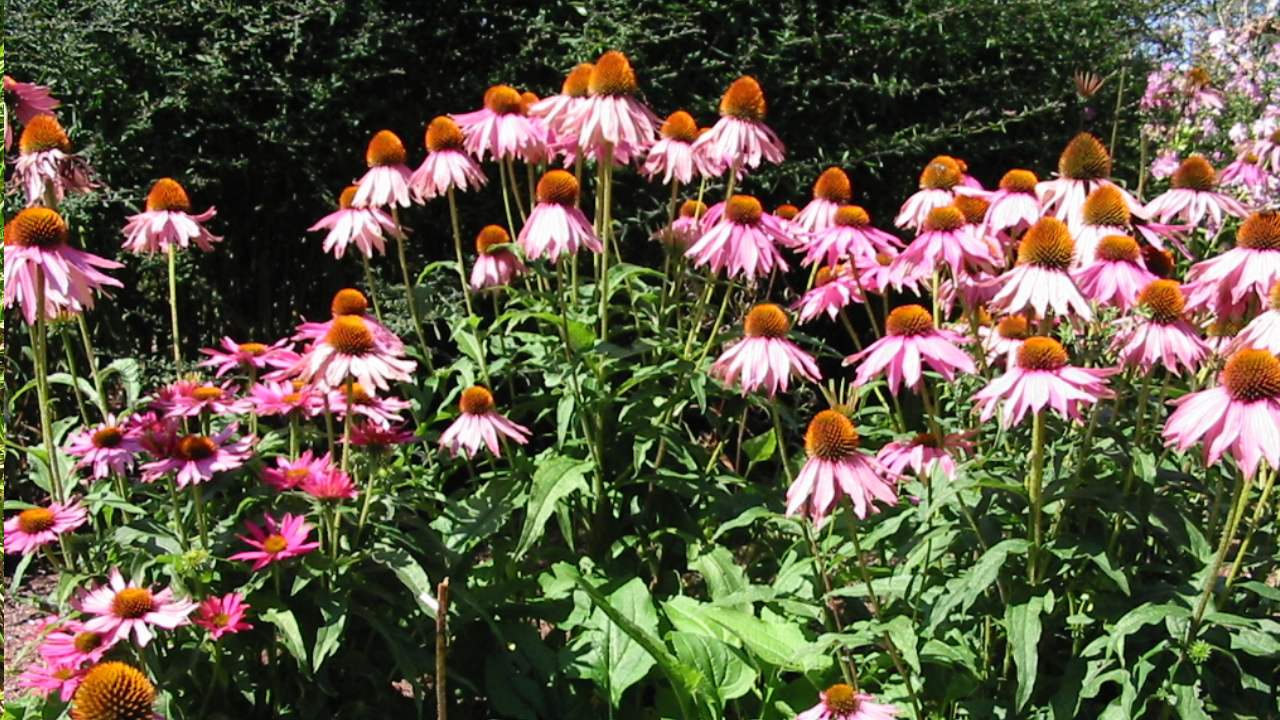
670, 631, 757, 707
702, 606, 826, 672
881, 615, 921, 675
1006, 597, 1044, 710
515, 456, 592, 558
663, 596, 738, 645
1108, 603, 1190, 660
587, 578, 660, 707
690, 546, 751, 612
369, 544, 439, 616
742, 428, 777, 464
1173, 683, 1211, 720
928, 539, 1028, 631
261, 608, 307, 667
312, 598, 348, 671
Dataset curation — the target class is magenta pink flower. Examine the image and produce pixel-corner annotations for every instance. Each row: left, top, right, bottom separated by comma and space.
710, 304, 820, 397
877, 430, 976, 483
1036, 133, 1142, 234
894, 156, 965, 230
409, 116, 488, 201
261, 450, 336, 492
198, 336, 296, 379
972, 336, 1116, 428
793, 265, 866, 324
327, 381, 410, 427
786, 411, 898, 527
308, 184, 402, 259
192, 593, 254, 639
1228, 281, 1280, 356
4, 75, 60, 150
73, 568, 197, 647
4, 208, 123, 325
793, 684, 900, 720
563, 52, 659, 158
981, 315, 1032, 370
12, 115, 98, 207
1113, 280, 1209, 375
230, 512, 321, 571
5, 499, 88, 555
301, 467, 359, 501
40, 618, 118, 667
18, 659, 84, 702
292, 313, 416, 392
351, 130, 414, 209
452, 85, 548, 164
470, 224, 528, 291
518, 170, 602, 262
439, 386, 531, 459
685, 195, 791, 280
121, 178, 222, 256
348, 420, 418, 446
988, 217, 1094, 322
164, 381, 254, 418
65, 417, 143, 480
888, 206, 997, 290
140, 424, 254, 488
654, 200, 709, 251
1163, 348, 1280, 477
1145, 156, 1250, 228
1072, 235, 1158, 311
293, 288, 405, 356
691, 77, 784, 176
249, 380, 325, 418
528, 63, 593, 149
972, 169, 1042, 249
799, 205, 903, 268
643, 111, 709, 184
844, 304, 976, 392
795, 168, 855, 234
1183, 211, 1280, 321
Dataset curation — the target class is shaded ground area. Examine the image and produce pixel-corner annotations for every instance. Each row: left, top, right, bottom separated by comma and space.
4, 569, 60, 708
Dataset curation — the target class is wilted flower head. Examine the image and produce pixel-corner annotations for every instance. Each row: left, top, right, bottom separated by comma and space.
12, 115, 98, 206
4, 207, 124, 325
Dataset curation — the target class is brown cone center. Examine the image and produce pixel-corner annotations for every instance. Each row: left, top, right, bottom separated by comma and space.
1082, 185, 1130, 227
74, 631, 105, 653
1139, 280, 1185, 324
72, 661, 156, 720
590, 51, 638, 97
1018, 218, 1075, 270
805, 412, 860, 461
1059, 133, 1112, 180
744, 304, 790, 339
720, 76, 767, 121
997, 315, 1030, 340
1223, 349, 1280, 403
886, 305, 935, 337
834, 205, 871, 228
18, 115, 71, 155
725, 195, 764, 225
460, 386, 496, 415
366, 130, 407, 167
999, 169, 1039, 193
814, 168, 852, 203
325, 316, 375, 355
924, 206, 966, 232
262, 535, 289, 554
1237, 211, 1280, 251
92, 427, 124, 449
111, 588, 155, 619
1096, 235, 1140, 264
954, 195, 990, 224
17, 507, 56, 534
331, 288, 370, 316
145, 178, 192, 213
660, 111, 699, 143
562, 63, 594, 97
823, 684, 861, 715
1172, 156, 1217, 191
484, 85, 524, 115
1017, 336, 1069, 371
537, 170, 579, 205
6, 207, 70, 249
920, 156, 962, 190
176, 435, 218, 462
426, 116, 466, 152
476, 225, 512, 254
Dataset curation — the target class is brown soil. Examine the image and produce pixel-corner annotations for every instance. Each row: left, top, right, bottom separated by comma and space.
4, 569, 61, 708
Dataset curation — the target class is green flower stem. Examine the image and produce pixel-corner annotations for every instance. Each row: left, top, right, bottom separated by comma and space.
361, 254, 386, 324
680, 270, 718, 360
341, 378, 355, 475
59, 324, 91, 427
167, 475, 190, 550
692, 284, 735, 371
76, 314, 109, 417
30, 271, 65, 503
168, 243, 183, 372
193, 482, 210, 549
800, 519, 856, 688
498, 159, 518, 237
597, 143, 615, 343
447, 187, 476, 320
1028, 409, 1047, 585
505, 157, 528, 224
391, 209, 433, 370
1223, 465, 1275, 594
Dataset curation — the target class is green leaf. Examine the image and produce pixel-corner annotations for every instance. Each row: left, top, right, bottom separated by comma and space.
588, 578, 660, 707
1007, 596, 1044, 710
261, 607, 307, 667
369, 544, 439, 616
1173, 682, 1211, 720
702, 606, 826, 672
663, 595, 738, 645
670, 631, 757, 708
928, 539, 1027, 631
881, 615, 921, 675
515, 456, 592, 558
690, 546, 751, 612
451, 323, 486, 368
1108, 603, 1190, 660
742, 428, 777, 464
312, 597, 348, 672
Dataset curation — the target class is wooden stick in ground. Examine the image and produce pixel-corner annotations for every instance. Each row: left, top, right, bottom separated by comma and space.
436, 577, 451, 720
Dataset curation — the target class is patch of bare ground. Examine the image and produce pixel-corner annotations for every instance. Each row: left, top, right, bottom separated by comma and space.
4, 568, 61, 709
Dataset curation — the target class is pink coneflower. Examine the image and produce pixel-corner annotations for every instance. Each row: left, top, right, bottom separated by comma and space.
4, 499, 88, 555
889, 205, 998, 291
1113, 280, 1209, 375
793, 265, 866, 324
140, 424, 254, 488
249, 379, 325, 418
471, 225, 528, 291
126, 411, 179, 457
301, 466, 359, 501
73, 568, 197, 647
121, 178, 222, 257
348, 420, 417, 446
528, 63, 594, 147
643, 111, 709, 184
988, 217, 1094, 322
453, 85, 549, 164
793, 684, 900, 720
292, 313, 416, 392
1036, 133, 1143, 234
4, 75, 60, 150
799, 205, 903, 268
39, 618, 118, 667
164, 381, 254, 418
786, 411, 898, 526
982, 315, 1031, 370
692, 76, 785, 176
1248, 127, 1280, 174
1229, 281, 1280, 356
11, 115, 98, 207
1075, 184, 1191, 265
710, 304, 820, 397
327, 381, 410, 427
1144, 156, 1250, 228
518, 170, 603, 262
192, 593, 254, 640
1072, 235, 1158, 310
564, 51, 659, 159
685, 195, 791, 280
293, 288, 406, 356
1219, 152, 1272, 198
972, 336, 1116, 427
198, 336, 295, 378
1184, 211, 1280, 320
308, 184, 402, 259
844, 304, 977, 392
229, 513, 321, 571
654, 200, 709, 251
1163, 348, 1280, 477
409, 117, 488, 202
878, 430, 976, 483
795, 167, 854, 234
352, 130, 414, 209
65, 417, 143, 480
854, 251, 898, 296
973, 169, 1042, 251
438, 386, 531, 459
18, 659, 84, 702
894, 156, 964, 230
260, 450, 336, 492
4, 208, 124, 325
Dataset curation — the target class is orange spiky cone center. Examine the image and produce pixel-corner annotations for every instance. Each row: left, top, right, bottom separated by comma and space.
1018, 218, 1075, 270
1172, 156, 1217, 191
176, 435, 217, 462
520, 91, 540, 114
920, 156, 962, 190
191, 387, 224, 402
805, 412, 860, 461
814, 167, 852, 203
460, 386, 496, 415
365, 130, 408, 167
6, 207, 69, 248
484, 85, 524, 115
1139, 280, 1186, 324
1082, 185, 1130, 227
1059, 133, 1112, 180
331, 288, 369, 316
814, 266, 838, 287
17, 508, 55, 534
660, 111, 699, 143
834, 205, 871, 228
885, 304, 935, 337
680, 200, 707, 218
725, 195, 764, 225
563, 63, 594, 97
19, 115, 71, 154
426, 116, 466, 152
822, 684, 861, 715
743, 303, 790, 339
924, 206, 966, 233
92, 427, 124, 448
1237, 211, 1280, 251
111, 588, 156, 619
285, 468, 311, 483
1096, 235, 1140, 264
774, 204, 799, 221
997, 315, 1030, 340
74, 631, 105, 653
476, 225, 512, 254
239, 343, 267, 356
72, 661, 156, 720
536, 170, 579, 205
589, 51, 638, 97
1222, 349, 1280, 402
912, 432, 940, 448
145, 178, 192, 213
1017, 336, 1069, 371
337, 185, 360, 210
262, 535, 289, 554
325, 316, 375, 355
1141, 245, 1176, 278
339, 382, 373, 404
1269, 129, 1280, 144
999, 169, 1039, 193
720, 76, 767, 121
954, 195, 990, 224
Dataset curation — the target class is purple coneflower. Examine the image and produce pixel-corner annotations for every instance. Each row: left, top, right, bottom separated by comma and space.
438, 386, 531, 459
794, 167, 854, 234
229, 513, 321, 571
692, 76, 785, 177
73, 568, 197, 647
1144, 155, 1250, 228
972, 336, 1115, 428
11, 115, 97, 206
4, 207, 123, 325
309, 184, 402, 259
786, 411, 898, 527
518, 170, 602, 262
894, 156, 964, 230
352, 130, 414, 209
1163, 348, 1280, 477
1072, 234, 1158, 310
1113, 279, 1209, 375
685, 195, 791, 280
121, 177, 221, 256
988, 217, 1094, 322
709, 304, 820, 397
471, 224, 528, 291
843, 304, 976, 392
5, 499, 88, 555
